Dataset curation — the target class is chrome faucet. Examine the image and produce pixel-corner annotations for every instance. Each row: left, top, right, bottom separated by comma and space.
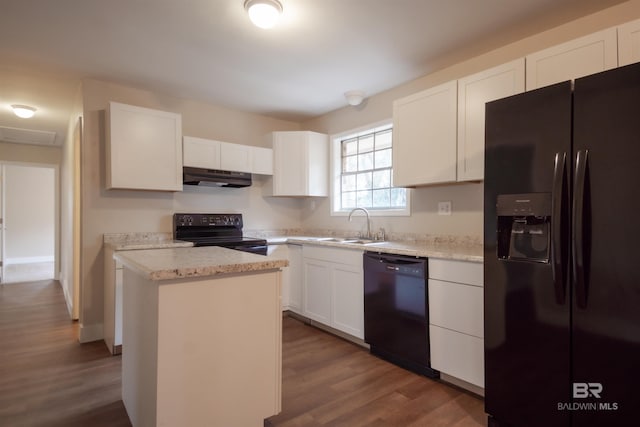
348, 207, 371, 239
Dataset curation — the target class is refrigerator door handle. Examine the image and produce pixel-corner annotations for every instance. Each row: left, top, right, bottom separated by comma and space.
551, 152, 567, 304
573, 149, 589, 309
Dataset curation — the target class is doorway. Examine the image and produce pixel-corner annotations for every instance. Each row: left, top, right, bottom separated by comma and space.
1, 163, 57, 284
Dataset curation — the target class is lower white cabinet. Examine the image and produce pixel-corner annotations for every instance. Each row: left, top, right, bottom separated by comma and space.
428, 258, 484, 388
104, 248, 124, 354
302, 246, 364, 339
276, 244, 303, 314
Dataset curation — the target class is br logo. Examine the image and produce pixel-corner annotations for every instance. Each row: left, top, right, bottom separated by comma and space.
573, 383, 603, 399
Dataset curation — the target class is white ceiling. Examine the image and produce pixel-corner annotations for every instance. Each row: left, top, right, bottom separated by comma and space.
0, 0, 626, 146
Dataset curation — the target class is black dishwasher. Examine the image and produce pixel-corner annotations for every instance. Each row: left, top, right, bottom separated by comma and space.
364, 252, 439, 378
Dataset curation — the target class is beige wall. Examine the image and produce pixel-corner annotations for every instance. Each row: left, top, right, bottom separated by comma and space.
0, 141, 61, 165
300, 0, 640, 239
79, 79, 301, 340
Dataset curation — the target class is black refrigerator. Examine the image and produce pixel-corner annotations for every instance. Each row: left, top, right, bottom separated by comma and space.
484, 61, 640, 427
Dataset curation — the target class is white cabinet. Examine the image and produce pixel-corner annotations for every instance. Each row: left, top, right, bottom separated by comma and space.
428, 258, 484, 388
457, 59, 525, 181
106, 102, 182, 191
104, 247, 123, 354
183, 136, 220, 169
251, 146, 274, 175
272, 131, 329, 196
619, 19, 640, 66
302, 245, 364, 339
392, 80, 458, 187
526, 28, 618, 90
183, 136, 273, 175
273, 243, 303, 314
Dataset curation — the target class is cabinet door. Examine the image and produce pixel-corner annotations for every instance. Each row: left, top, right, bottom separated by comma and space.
107, 102, 182, 191
526, 28, 617, 90
332, 263, 364, 339
288, 244, 303, 314
430, 325, 484, 387
428, 279, 483, 338
619, 18, 640, 66
303, 258, 332, 325
220, 142, 252, 173
273, 132, 307, 196
393, 80, 457, 186
183, 136, 221, 169
252, 147, 273, 175
457, 59, 525, 181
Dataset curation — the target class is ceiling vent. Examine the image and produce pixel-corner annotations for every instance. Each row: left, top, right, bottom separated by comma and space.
0, 126, 57, 146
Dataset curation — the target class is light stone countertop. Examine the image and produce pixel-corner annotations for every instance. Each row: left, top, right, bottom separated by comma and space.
104, 232, 194, 251
114, 246, 289, 281
265, 236, 483, 263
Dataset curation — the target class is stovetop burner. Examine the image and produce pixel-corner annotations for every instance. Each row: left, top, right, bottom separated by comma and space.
173, 213, 267, 255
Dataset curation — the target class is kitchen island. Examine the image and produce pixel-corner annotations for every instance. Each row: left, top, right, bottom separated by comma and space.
114, 246, 288, 427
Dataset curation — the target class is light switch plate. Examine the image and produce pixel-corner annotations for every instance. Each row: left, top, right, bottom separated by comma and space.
438, 201, 452, 216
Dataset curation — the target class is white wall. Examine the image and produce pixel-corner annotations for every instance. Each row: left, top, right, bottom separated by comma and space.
79, 79, 302, 340
4, 164, 55, 263
301, 0, 640, 240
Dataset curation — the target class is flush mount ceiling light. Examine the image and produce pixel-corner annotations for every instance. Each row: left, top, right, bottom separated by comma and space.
11, 104, 37, 119
244, 0, 283, 29
344, 90, 366, 106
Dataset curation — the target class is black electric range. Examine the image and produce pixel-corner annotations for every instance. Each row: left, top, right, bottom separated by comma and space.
173, 213, 267, 255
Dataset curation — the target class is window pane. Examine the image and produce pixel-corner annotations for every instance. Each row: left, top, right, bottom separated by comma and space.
342, 174, 356, 192
372, 169, 390, 189
372, 189, 390, 208
375, 129, 392, 150
356, 171, 372, 190
342, 191, 356, 209
357, 190, 372, 207
358, 152, 374, 171
391, 188, 407, 207
358, 134, 374, 153
343, 138, 358, 156
375, 148, 392, 169
343, 155, 357, 173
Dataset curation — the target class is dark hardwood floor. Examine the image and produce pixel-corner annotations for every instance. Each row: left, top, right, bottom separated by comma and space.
0, 280, 485, 427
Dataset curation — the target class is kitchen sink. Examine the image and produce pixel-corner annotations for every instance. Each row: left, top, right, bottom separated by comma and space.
307, 237, 386, 245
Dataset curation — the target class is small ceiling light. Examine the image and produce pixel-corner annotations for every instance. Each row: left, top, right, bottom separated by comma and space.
11, 105, 37, 119
345, 91, 366, 106
244, 0, 283, 29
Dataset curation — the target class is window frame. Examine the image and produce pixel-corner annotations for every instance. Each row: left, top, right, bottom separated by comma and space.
330, 121, 411, 217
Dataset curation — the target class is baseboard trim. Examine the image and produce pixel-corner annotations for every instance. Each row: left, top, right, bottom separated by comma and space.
79, 322, 104, 343
440, 373, 485, 397
5, 256, 54, 265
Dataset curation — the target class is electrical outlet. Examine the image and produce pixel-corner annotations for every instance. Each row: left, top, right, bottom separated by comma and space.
438, 201, 452, 216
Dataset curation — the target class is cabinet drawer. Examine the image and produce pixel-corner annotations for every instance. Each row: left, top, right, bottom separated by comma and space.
430, 325, 484, 388
303, 245, 363, 266
429, 258, 483, 286
429, 279, 483, 338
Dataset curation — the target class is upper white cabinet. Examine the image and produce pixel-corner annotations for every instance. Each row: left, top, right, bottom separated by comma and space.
183, 136, 273, 175
271, 131, 328, 196
251, 146, 274, 175
457, 59, 525, 181
106, 102, 182, 191
183, 136, 220, 169
526, 28, 618, 90
393, 80, 458, 187
618, 19, 640, 66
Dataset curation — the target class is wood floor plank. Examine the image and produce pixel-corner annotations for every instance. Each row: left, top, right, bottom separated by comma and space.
1, 281, 486, 426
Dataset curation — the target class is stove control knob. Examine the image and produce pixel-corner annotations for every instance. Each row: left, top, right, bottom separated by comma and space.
223, 216, 229, 224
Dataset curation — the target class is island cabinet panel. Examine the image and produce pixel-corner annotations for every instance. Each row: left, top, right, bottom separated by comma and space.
122, 269, 282, 427
106, 102, 182, 191
618, 18, 640, 66
525, 28, 617, 90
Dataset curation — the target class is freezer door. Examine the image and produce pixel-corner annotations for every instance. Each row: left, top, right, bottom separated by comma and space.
572, 61, 640, 426
484, 81, 572, 427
